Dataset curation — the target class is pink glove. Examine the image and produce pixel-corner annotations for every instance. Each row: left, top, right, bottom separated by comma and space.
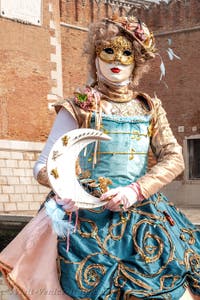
55, 197, 78, 212
100, 182, 144, 211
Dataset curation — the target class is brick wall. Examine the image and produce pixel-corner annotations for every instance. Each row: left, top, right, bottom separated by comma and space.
0, 0, 59, 142
61, 25, 88, 97
0, 140, 50, 215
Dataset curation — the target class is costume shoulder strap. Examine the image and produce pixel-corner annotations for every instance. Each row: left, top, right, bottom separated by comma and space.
135, 91, 155, 112
136, 91, 163, 115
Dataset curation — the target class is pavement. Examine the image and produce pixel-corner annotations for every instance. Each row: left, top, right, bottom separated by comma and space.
179, 207, 200, 226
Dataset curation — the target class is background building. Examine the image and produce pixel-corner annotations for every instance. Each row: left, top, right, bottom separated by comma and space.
0, 0, 200, 216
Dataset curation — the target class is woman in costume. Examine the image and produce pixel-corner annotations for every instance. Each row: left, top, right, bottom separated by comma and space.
1, 15, 200, 300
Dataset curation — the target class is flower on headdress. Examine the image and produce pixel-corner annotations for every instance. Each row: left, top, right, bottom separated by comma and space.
74, 86, 100, 111
134, 23, 146, 42
108, 15, 156, 54
120, 18, 145, 42
120, 19, 133, 31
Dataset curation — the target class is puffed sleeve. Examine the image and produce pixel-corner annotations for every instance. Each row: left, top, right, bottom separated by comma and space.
34, 98, 92, 187
137, 97, 185, 199
34, 107, 78, 187
55, 99, 92, 129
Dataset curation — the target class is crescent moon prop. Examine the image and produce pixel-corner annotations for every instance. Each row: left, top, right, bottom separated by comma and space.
47, 128, 111, 209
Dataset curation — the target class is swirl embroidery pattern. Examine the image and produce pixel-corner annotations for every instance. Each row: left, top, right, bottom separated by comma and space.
58, 194, 200, 299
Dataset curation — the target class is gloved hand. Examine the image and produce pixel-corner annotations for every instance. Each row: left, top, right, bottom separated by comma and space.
100, 182, 143, 211
55, 197, 78, 212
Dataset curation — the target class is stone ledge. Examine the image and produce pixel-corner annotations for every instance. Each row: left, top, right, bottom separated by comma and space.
0, 139, 44, 152
0, 214, 32, 223
180, 208, 200, 226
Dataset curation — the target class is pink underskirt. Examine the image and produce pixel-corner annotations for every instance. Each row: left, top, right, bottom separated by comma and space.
0, 209, 71, 300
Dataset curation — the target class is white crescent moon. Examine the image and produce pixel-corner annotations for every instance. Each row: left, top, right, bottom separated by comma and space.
47, 128, 111, 208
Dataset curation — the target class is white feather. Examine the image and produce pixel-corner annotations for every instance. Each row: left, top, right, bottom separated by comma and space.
160, 60, 166, 81
167, 48, 181, 60
168, 38, 172, 46
45, 199, 74, 237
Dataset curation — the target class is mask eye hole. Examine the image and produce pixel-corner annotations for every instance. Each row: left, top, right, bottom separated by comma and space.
103, 48, 114, 54
123, 50, 132, 56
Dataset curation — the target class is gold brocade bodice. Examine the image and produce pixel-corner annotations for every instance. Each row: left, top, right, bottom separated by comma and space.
100, 98, 150, 117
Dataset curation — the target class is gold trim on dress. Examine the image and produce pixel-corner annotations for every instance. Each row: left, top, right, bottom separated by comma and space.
96, 149, 147, 161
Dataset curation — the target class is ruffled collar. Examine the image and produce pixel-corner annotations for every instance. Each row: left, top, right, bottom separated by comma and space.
96, 80, 136, 103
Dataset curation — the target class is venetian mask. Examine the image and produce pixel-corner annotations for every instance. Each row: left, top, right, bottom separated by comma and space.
97, 58, 134, 83
96, 36, 134, 66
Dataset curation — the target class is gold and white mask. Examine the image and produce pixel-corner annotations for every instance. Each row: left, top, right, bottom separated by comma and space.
96, 36, 134, 66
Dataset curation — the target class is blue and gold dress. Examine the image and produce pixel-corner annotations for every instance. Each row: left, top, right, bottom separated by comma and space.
57, 97, 200, 300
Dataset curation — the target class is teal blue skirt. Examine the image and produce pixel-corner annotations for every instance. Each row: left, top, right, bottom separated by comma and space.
58, 193, 200, 299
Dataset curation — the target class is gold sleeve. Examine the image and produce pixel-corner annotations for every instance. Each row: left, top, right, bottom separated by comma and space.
36, 166, 51, 188
137, 98, 185, 199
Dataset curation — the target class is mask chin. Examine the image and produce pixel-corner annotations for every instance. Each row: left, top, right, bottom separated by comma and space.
96, 58, 134, 85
